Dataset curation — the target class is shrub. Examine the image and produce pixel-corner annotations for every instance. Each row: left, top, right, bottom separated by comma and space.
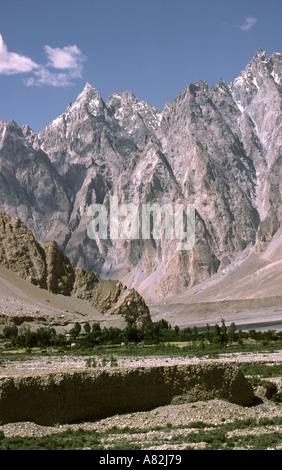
3, 325, 18, 342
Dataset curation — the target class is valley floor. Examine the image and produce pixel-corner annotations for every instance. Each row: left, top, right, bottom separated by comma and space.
1, 398, 281, 450
0, 350, 282, 450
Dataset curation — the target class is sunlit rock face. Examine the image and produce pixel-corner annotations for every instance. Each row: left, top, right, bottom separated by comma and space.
0, 50, 281, 301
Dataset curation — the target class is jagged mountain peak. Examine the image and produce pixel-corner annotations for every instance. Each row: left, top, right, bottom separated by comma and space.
0, 48, 281, 302
210, 79, 231, 97
249, 49, 278, 75
21, 123, 35, 136
106, 89, 136, 109
83, 81, 97, 92
232, 49, 281, 87
79, 82, 104, 101
0, 119, 25, 149
107, 88, 162, 142
107, 87, 160, 112
119, 88, 137, 99
2, 119, 20, 130
250, 48, 281, 66
252, 48, 268, 60
39, 82, 107, 139
229, 49, 281, 115
69, 82, 106, 115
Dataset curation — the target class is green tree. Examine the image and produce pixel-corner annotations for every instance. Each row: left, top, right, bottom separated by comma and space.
84, 322, 91, 334
36, 327, 56, 347
213, 323, 221, 343
3, 325, 18, 340
18, 327, 37, 348
192, 326, 198, 340
220, 319, 228, 344
92, 323, 101, 333
238, 329, 243, 345
228, 322, 237, 342
205, 323, 212, 343
69, 322, 81, 339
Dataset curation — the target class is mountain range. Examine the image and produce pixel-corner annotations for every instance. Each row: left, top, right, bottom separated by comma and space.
0, 48, 281, 309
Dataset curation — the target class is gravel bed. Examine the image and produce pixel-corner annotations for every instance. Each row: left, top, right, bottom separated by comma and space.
1, 350, 282, 376
1, 399, 281, 443
0, 350, 281, 449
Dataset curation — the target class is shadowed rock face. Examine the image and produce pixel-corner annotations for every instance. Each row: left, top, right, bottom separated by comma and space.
0, 50, 281, 300
41, 240, 76, 296
0, 212, 151, 327
0, 211, 75, 294
0, 363, 255, 425
0, 211, 47, 288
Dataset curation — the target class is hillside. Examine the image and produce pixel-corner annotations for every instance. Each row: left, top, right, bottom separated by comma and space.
0, 212, 151, 331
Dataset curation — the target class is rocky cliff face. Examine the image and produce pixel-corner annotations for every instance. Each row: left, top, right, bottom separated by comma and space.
0, 120, 71, 248
229, 50, 282, 253
0, 49, 281, 301
0, 211, 47, 288
0, 212, 151, 327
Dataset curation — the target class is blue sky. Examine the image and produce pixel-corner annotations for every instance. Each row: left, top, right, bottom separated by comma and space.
0, 0, 281, 132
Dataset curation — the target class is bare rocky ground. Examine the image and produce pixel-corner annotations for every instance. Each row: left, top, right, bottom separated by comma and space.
0, 235, 281, 449
1, 398, 281, 450
1, 349, 282, 371
0, 350, 282, 450
0, 262, 282, 449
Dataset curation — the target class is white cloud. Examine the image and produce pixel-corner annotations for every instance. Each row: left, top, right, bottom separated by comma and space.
0, 34, 39, 74
26, 45, 86, 87
44, 44, 85, 75
0, 34, 86, 87
24, 68, 74, 88
240, 16, 257, 31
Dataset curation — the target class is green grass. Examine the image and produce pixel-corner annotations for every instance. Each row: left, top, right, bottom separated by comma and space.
1, 338, 282, 362
240, 363, 282, 378
102, 417, 282, 450
0, 429, 102, 450
1, 416, 282, 450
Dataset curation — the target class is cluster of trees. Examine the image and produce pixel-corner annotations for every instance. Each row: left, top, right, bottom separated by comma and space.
1, 318, 281, 350
1, 324, 66, 349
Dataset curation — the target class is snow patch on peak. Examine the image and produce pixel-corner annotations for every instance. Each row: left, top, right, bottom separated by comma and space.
232, 75, 244, 86
271, 71, 281, 84
0, 125, 7, 143
65, 83, 106, 117
252, 49, 269, 62
252, 77, 259, 89
82, 82, 98, 94
0, 118, 8, 127
107, 89, 162, 132
51, 115, 64, 128
76, 82, 103, 104
0, 120, 8, 139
